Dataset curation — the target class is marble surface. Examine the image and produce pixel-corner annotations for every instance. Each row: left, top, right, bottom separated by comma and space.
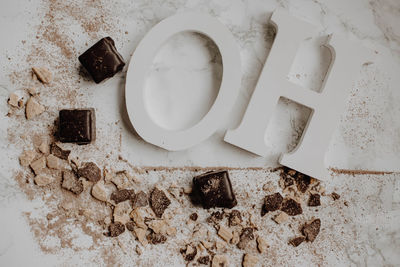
0, 0, 399, 266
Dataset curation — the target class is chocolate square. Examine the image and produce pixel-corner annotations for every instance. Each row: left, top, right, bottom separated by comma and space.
79, 37, 125, 83
192, 170, 237, 209
59, 109, 95, 144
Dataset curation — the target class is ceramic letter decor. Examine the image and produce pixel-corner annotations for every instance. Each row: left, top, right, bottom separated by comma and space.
125, 12, 241, 151
224, 10, 370, 180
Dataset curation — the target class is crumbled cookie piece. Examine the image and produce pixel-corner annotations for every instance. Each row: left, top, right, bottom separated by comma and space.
19, 150, 36, 167
46, 154, 62, 170
281, 198, 302, 216
218, 225, 233, 242
149, 188, 171, 218
147, 231, 167, 244
32, 67, 52, 84
256, 237, 268, 253
190, 213, 198, 221
61, 170, 84, 195
228, 210, 242, 226
27, 87, 37, 95
331, 192, 340, 200
38, 142, 49, 154
25, 97, 45, 119
30, 156, 46, 175
34, 174, 55, 186
295, 173, 311, 193
125, 221, 135, 231
111, 189, 135, 204
273, 212, 289, 224
308, 194, 321, 207
302, 219, 321, 242
231, 229, 240, 245
77, 162, 101, 182
108, 222, 125, 237
243, 254, 258, 267
197, 255, 210, 265
50, 143, 70, 160
166, 226, 177, 236
147, 220, 168, 234
237, 227, 255, 250
289, 236, 306, 247
262, 192, 283, 216
212, 255, 228, 267
132, 191, 148, 207
113, 201, 132, 224
8, 92, 21, 107
130, 208, 147, 229
180, 244, 197, 261
91, 181, 107, 202
134, 227, 148, 246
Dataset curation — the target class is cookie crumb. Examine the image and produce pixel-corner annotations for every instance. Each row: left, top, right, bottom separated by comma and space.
256, 237, 268, 253
212, 255, 228, 267
273, 212, 289, 224
289, 236, 306, 247
19, 150, 36, 167
30, 156, 46, 175
91, 181, 107, 202
243, 254, 258, 267
61, 170, 84, 195
25, 97, 45, 120
32, 67, 52, 84
218, 225, 233, 242
46, 154, 62, 170
34, 174, 55, 186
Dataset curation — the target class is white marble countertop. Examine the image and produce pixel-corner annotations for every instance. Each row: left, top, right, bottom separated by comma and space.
0, 0, 399, 266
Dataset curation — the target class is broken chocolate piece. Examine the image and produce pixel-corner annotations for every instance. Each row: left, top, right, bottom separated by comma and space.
61, 170, 84, 195
79, 37, 125, 83
77, 162, 101, 182
125, 221, 135, 231
147, 231, 167, 244
262, 192, 283, 216
331, 192, 340, 200
189, 213, 198, 221
59, 109, 96, 144
289, 236, 306, 247
191, 170, 237, 209
302, 219, 321, 242
308, 194, 321, 207
132, 191, 148, 207
111, 189, 135, 204
149, 188, 171, 218
108, 222, 125, 237
295, 172, 311, 193
197, 256, 210, 265
281, 198, 302, 216
206, 211, 224, 224
228, 210, 242, 226
50, 143, 71, 160
180, 244, 197, 261
237, 227, 255, 250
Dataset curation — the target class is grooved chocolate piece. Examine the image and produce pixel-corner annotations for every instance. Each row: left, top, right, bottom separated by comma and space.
262, 192, 283, 216
149, 188, 171, 218
281, 198, 303, 216
289, 236, 306, 247
191, 170, 237, 209
108, 222, 125, 237
111, 189, 135, 204
59, 109, 96, 144
79, 37, 125, 83
77, 162, 101, 182
302, 219, 321, 242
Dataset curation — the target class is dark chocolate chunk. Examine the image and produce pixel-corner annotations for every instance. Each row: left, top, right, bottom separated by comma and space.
125, 221, 135, 231
206, 211, 224, 224
149, 188, 171, 218
50, 143, 71, 160
191, 170, 237, 209
180, 245, 197, 261
295, 172, 311, 193
132, 191, 148, 207
147, 231, 167, 244
237, 227, 255, 250
289, 236, 306, 247
79, 37, 125, 83
302, 219, 321, 242
197, 256, 210, 265
308, 194, 321, 207
59, 109, 96, 144
281, 198, 303, 216
189, 213, 198, 221
108, 222, 125, 237
61, 170, 83, 195
262, 193, 283, 215
111, 189, 135, 204
77, 162, 101, 182
228, 210, 242, 226
331, 192, 340, 200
